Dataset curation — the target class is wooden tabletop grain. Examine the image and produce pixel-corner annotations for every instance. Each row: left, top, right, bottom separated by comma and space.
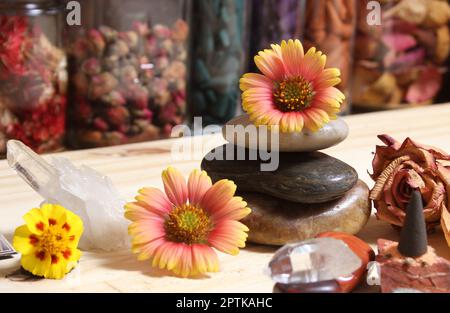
1, 104, 450, 293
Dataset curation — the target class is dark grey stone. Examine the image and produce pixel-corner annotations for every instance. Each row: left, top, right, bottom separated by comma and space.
201, 144, 358, 203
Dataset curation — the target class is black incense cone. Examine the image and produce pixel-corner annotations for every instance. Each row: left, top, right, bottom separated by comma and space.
398, 190, 428, 257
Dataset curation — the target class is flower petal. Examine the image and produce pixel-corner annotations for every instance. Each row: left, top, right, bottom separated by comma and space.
200, 179, 236, 215
41, 203, 67, 226
165, 242, 184, 271
314, 68, 342, 89
172, 244, 195, 277
46, 259, 68, 280
125, 201, 164, 221
128, 218, 166, 245
208, 220, 249, 255
64, 209, 83, 245
13, 225, 36, 255
280, 39, 304, 77
303, 108, 328, 132
187, 169, 212, 206
133, 237, 166, 261
23, 208, 47, 235
135, 187, 173, 216
21, 252, 52, 278
254, 49, 285, 81
240, 73, 274, 91
162, 167, 188, 207
211, 196, 251, 221
301, 47, 326, 81
192, 244, 220, 274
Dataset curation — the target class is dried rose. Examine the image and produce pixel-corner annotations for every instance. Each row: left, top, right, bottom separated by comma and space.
0, 16, 27, 75
99, 25, 118, 42
370, 135, 450, 245
132, 21, 149, 37
382, 33, 417, 52
90, 72, 118, 99
172, 20, 189, 42
405, 66, 442, 104
87, 29, 105, 55
384, 0, 428, 25
105, 106, 130, 127
93, 117, 109, 131
81, 58, 101, 76
153, 24, 171, 39
435, 26, 450, 64
119, 31, 139, 49
100, 91, 126, 107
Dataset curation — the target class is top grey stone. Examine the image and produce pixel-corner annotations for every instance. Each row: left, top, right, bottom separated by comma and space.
223, 114, 349, 152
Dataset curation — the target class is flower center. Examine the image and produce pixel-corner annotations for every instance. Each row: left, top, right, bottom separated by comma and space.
164, 204, 212, 245
39, 227, 69, 255
273, 76, 315, 112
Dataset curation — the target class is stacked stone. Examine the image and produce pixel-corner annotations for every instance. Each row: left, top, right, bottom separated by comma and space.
201, 114, 371, 246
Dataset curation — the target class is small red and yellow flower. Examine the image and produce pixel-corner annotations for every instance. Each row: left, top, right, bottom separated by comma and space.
240, 39, 345, 133
13, 204, 83, 280
125, 167, 251, 277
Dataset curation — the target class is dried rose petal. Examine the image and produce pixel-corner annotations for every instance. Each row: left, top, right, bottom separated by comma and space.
405, 67, 442, 103
390, 48, 426, 69
382, 33, 417, 52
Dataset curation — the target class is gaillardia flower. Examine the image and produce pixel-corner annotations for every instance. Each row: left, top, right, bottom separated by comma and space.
240, 39, 345, 132
125, 167, 251, 277
13, 204, 83, 280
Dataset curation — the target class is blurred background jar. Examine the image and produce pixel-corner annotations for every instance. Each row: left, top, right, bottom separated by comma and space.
250, 0, 356, 114
0, 0, 67, 158
189, 0, 250, 126
65, 0, 190, 148
352, 0, 450, 112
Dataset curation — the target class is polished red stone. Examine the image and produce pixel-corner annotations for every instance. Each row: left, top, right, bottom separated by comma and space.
274, 280, 342, 293
273, 232, 375, 293
317, 232, 375, 293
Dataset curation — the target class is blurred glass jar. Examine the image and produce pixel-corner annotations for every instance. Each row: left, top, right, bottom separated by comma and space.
352, 0, 450, 111
250, 0, 356, 114
189, 0, 249, 126
0, 0, 67, 158
65, 0, 190, 148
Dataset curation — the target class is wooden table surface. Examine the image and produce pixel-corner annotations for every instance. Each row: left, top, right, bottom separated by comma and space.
1, 104, 450, 293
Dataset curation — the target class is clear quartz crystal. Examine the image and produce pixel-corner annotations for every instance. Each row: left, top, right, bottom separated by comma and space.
267, 238, 362, 285
7, 140, 129, 251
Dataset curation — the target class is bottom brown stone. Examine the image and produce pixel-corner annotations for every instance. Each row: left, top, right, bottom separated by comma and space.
241, 180, 371, 246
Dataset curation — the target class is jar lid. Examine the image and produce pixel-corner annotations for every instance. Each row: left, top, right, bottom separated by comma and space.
0, 0, 63, 16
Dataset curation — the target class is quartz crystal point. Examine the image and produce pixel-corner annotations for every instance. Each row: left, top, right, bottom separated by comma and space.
7, 140, 129, 251
267, 238, 362, 285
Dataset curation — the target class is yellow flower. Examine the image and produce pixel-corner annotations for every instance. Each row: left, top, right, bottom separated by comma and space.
13, 204, 83, 280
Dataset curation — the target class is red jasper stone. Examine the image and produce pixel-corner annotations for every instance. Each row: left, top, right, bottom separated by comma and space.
316, 232, 375, 293
274, 281, 342, 293
273, 232, 374, 293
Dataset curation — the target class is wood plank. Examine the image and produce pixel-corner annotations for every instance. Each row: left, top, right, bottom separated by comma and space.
1, 104, 450, 292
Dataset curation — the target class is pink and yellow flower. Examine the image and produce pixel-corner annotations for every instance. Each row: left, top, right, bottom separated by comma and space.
240, 39, 345, 132
125, 167, 251, 277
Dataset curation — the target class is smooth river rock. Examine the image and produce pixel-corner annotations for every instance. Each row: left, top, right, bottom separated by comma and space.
241, 180, 371, 246
222, 114, 349, 152
201, 145, 358, 203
